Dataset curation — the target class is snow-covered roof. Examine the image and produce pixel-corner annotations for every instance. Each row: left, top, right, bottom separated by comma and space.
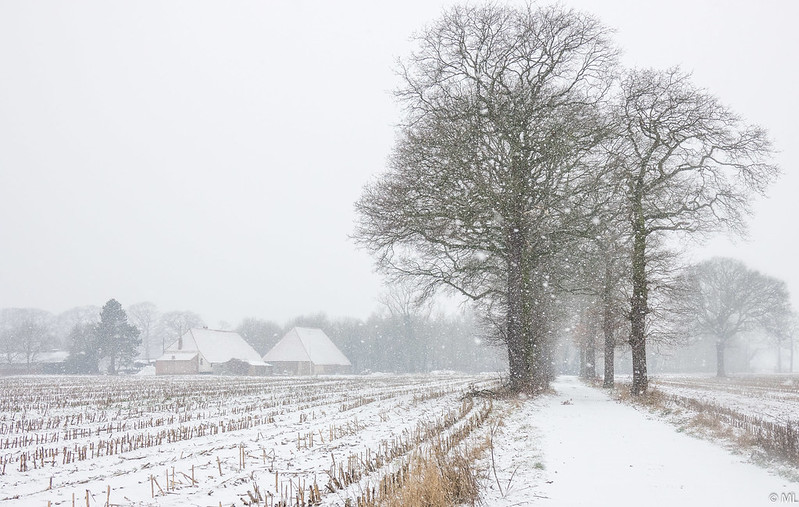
263, 327, 351, 366
158, 328, 266, 365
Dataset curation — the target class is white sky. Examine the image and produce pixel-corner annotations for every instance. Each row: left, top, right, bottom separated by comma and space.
1, 1, 797, 326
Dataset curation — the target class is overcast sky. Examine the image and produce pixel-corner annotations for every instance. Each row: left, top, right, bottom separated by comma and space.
1, 1, 797, 327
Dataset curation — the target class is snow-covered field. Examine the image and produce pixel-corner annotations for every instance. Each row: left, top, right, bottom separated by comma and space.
652, 374, 799, 423
4, 373, 799, 507
649, 375, 799, 465
0, 373, 498, 506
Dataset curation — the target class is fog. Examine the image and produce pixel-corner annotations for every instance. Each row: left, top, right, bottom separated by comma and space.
1, 0, 797, 326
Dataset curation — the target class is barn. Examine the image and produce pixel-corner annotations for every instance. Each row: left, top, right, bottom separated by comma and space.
155, 328, 270, 375
263, 327, 352, 375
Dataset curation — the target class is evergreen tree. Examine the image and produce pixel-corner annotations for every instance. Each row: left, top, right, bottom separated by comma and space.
96, 299, 140, 374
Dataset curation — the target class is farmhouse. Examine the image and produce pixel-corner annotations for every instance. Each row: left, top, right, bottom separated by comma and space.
155, 328, 269, 375
263, 327, 352, 375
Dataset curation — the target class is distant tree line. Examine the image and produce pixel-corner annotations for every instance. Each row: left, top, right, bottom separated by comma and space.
239, 310, 505, 375
0, 295, 505, 375
0, 300, 201, 374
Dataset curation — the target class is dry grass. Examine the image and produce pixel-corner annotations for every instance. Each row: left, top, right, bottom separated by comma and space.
610, 382, 667, 408
611, 381, 799, 469
381, 439, 488, 507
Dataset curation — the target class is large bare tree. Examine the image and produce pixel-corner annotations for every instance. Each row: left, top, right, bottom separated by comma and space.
610, 68, 778, 394
355, 4, 617, 393
681, 258, 792, 377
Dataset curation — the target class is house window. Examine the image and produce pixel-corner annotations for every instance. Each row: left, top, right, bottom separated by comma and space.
199, 358, 203, 365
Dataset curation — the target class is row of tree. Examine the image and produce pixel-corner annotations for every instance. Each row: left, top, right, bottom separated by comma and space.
3, 259, 791, 378
239, 310, 504, 375
0, 294, 505, 375
354, 3, 781, 394
0, 302, 203, 373
570, 257, 795, 380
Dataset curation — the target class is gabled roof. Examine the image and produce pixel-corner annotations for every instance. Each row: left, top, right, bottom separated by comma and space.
263, 327, 351, 366
158, 328, 266, 365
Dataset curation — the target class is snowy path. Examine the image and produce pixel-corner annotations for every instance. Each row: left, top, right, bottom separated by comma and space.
483, 376, 798, 506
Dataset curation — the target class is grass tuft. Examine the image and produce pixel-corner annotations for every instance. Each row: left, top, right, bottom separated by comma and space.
381, 439, 487, 507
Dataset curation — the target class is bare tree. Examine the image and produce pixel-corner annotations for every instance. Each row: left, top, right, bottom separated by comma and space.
158, 311, 204, 351
0, 308, 53, 371
378, 280, 434, 372
355, 4, 617, 393
54, 306, 100, 349
18, 318, 52, 371
0, 309, 19, 364
680, 258, 791, 377
563, 227, 631, 387
761, 306, 795, 373
128, 302, 159, 362
573, 300, 601, 379
236, 317, 282, 356
610, 68, 778, 394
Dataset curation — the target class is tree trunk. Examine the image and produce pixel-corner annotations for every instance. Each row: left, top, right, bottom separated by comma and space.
528, 279, 553, 392
506, 226, 529, 392
579, 345, 586, 378
603, 338, 614, 387
716, 340, 726, 377
777, 338, 782, 373
537, 339, 553, 389
602, 275, 615, 388
790, 335, 794, 373
630, 333, 648, 394
629, 209, 649, 396
584, 336, 596, 379
505, 220, 552, 394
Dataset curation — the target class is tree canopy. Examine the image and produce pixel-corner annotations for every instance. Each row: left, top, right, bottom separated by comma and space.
355, 3, 618, 393
355, 4, 780, 394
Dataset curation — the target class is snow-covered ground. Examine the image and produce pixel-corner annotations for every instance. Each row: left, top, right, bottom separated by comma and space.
652, 375, 799, 424
3, 374, 798, 506
481, 376, 798, 506
0, 373, 497, 506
